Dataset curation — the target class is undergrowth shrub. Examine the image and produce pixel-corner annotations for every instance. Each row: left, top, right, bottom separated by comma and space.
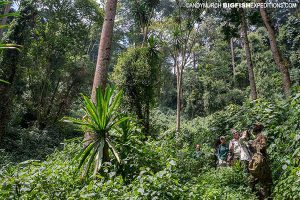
1, 127, 62, 162
187, 166, 256, 199
0, 141, 81, 199
3, 91, 300, 199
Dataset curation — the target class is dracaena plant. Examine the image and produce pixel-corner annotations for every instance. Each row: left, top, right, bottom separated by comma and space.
63, 86, 128, 178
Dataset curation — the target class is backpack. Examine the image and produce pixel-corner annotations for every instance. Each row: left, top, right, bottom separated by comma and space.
248, 152, 271, 182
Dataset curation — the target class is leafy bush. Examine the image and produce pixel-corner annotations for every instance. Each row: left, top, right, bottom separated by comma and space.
0, 127, 63, 162
187, 166, 256, 199
0, 141, 81, 199
111, 44, 161, 134
125, 162, 186, 199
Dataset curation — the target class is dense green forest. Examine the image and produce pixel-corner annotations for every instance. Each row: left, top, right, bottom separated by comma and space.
0, 0, 299, 199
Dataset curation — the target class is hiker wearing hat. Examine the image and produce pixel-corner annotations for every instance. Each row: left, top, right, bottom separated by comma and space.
249, 123, 272, 199
227, 128, 241, 165
216, 136, 229, 167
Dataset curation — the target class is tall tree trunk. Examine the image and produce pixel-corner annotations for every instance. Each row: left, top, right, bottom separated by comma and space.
91, 0, 117, 101
90, 0, 118, 162
230, 37, 235, 76
0, 2, 36, 141
176, 67, 183, 133
0, 2, 11, 40
144, 101, 150, 136
257, 0, 291, 97
240, 9, 257, 100
193, 53, 196, 69
142, 25, 148, 44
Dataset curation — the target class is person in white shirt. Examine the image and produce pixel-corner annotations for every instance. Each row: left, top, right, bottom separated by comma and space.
228, 129, 241, 165
239, 130, 252, 173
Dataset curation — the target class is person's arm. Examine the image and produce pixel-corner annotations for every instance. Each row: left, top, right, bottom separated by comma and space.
239, 137, 246, 147
229, 140, 233, 151
226, 144, 230, 159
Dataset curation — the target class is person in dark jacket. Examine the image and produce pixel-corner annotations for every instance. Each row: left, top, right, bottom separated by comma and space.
217, 136, 229, 167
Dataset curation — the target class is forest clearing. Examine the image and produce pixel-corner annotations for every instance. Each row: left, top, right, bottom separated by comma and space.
0, 0, 299, 199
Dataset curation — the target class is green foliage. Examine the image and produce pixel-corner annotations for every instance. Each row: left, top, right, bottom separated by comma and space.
273, 166, 300, 199
0, 78, 9, 84
112, 45, 161, 107
188, 167, 256, 199
0, 141, 81, 199
279, 15, 300, 86
1, 0, 299, 199
6, 0, 102, 130
125, 163, 186, 199
112, 44, 161, 134
183, 69, 205, 118
63, 86, 128, 177
1, 127, 62, 162
0, 140, 257, 200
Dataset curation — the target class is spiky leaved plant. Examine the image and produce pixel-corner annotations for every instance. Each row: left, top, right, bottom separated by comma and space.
63, 86, 128, 177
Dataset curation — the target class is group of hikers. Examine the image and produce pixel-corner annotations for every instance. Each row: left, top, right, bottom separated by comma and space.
194, 123, 273, 199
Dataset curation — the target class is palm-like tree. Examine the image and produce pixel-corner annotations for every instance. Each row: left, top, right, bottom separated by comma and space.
64, 86, 128, 177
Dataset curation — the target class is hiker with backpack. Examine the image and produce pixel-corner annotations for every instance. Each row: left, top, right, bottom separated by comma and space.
248, 123, 272, 199
216, 136, 229, 167
227, 128, 241, 165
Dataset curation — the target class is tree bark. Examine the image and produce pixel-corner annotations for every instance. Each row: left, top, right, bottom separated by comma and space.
230, 37, 235, 76
240, 9, 257, 100
176, 65, 183, 133
90, 0, 118, 162
0, 2, 11, 40
91, 0, 118, 101
257, 0, 291, 97
193, 53, 197, 69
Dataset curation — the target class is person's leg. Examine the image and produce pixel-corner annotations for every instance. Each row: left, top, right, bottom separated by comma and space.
260, 173, 273, 199
261, 183, 272, 199
249, 174, 259, 192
